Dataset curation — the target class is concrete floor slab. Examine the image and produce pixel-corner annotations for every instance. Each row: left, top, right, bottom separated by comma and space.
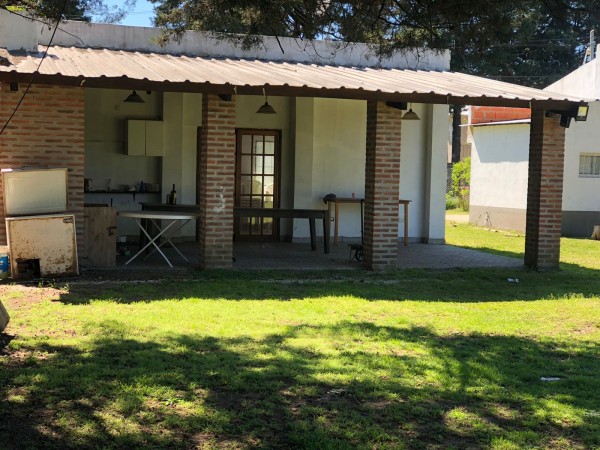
99, 241, 522, 272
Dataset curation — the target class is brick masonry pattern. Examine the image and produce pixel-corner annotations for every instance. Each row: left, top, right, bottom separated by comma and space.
0, 83, 85, 255
363, 101, 402, 270
471, 106, 531, 124
525, 111, 565, 269
198, 94, 236, 268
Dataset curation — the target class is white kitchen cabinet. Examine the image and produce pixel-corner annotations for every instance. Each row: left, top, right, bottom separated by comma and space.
127, 120, 163, 156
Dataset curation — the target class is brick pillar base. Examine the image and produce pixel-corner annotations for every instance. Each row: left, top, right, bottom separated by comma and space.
198, 94, 236, 268
0, 84, 84, 255
525, 111, 565, 270
363, 101, 402, 270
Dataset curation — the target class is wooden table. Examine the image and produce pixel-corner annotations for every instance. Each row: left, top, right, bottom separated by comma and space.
234, 207, 330, 254
326, 198, 411, 246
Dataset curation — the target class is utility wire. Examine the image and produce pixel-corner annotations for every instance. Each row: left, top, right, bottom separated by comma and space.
0, 0, 71, 137
5, 8, 84, 45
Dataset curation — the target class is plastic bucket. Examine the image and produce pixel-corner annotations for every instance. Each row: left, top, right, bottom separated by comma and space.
0, 253, 9, 279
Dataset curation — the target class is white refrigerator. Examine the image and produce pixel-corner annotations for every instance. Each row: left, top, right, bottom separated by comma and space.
3, 168, 78, 278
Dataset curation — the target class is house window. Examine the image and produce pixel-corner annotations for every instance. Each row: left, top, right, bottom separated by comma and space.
579, 154, 600, 177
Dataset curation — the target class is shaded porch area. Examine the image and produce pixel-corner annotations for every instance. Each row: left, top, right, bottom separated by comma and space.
105, 241, 522, 272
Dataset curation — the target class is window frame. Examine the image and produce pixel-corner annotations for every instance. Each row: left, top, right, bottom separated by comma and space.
578, 153, 600, 178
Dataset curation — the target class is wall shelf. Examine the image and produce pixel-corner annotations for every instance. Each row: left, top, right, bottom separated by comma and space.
85, 191, 161, 202
86, 190, 161, 194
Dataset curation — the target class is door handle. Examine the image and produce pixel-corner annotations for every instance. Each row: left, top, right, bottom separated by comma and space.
107, 226, 117, 236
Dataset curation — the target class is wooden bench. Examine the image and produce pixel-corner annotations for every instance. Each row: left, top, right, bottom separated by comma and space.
234, 207, 330, 254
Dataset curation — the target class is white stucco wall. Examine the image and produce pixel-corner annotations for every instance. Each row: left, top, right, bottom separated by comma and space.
546, 57, 600, 100
471, 105, 600, 216
470, 123, 530, 209
293, 98, 366, 239
0, 9, 37, 51
162, 92, 202, 237
38, 15, 450, 71
293, 99, 444, 242
563, 102, 600, 212
85, 91, 445, 243
84, 88, 163, 236
423, 104, 450, 242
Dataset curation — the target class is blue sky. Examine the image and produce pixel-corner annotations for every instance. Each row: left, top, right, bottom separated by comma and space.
117, 0, 155, 27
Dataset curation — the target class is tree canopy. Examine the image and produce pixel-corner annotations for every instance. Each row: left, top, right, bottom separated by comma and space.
149, 0, 600, 87
1, 0, 136, 23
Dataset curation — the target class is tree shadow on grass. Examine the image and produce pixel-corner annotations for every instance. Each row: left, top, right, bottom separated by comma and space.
1, 322, 599, 449
0, 333, 13, 355
58, 265, 600, 304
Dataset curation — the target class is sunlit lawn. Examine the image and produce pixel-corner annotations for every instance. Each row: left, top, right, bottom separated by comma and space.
446, 222, 600, 271
1, 224, 599, 449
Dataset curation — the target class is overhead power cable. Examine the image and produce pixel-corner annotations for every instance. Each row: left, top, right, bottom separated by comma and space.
0, 1, 72, 137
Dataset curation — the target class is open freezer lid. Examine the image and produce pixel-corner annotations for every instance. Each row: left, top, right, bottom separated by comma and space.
2, 168, 68, 216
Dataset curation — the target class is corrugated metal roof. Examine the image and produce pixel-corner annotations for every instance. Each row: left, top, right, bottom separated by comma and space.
0, 45, 587, 107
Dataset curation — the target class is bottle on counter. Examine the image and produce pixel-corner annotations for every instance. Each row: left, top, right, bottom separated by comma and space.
169, 184, 177, 205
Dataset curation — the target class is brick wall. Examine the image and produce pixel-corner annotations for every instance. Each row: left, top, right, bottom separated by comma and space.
471, 106, 531, 124
0, 83, 85, 255
198, 94, 236, 268
363, 101, 402, 270
525, 111, 565, 270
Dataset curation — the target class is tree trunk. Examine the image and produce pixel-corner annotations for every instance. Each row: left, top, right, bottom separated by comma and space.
451, 104, 463, 163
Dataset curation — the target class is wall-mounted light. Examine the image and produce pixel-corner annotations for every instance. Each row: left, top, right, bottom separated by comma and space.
401, 103, 420, 121
256, 88, 276, 114
123, 90, 145, 103
575, 104, 589, 121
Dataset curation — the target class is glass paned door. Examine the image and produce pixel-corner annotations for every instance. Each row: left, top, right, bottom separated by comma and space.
235, 130, 280, 239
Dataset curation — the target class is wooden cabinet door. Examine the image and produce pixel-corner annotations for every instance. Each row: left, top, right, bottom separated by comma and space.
127, 120, 146, 155
84, 207, 117, 267
145, 120, 164, 156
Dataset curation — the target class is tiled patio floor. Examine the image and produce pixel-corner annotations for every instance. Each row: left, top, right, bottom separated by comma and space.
101, 240, 522, 273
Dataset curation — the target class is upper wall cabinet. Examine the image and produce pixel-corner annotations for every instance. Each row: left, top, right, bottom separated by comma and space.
127, 120, 163, 156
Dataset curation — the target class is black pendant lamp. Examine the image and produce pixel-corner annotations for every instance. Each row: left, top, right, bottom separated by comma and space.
256, 88, 276, 114
124, 90, 145, 103
401, 103, 420, 120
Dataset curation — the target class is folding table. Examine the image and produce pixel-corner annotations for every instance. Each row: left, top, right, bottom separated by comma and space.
118, 210, 200, 267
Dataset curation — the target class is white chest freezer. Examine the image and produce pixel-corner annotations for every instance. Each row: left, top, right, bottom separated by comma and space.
2, 168, 68, 216
6, 214, 78, 278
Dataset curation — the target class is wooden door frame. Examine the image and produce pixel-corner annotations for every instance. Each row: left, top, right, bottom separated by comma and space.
234, 128, 282, 240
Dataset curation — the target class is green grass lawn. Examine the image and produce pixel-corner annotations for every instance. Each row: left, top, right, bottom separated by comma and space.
1, 224, 600, 449
445, 207, 470, 216
446, 222, 600, 272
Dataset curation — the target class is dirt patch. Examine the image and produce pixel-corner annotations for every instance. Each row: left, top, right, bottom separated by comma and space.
0, 284, 64, 308
572, 323, 598, 335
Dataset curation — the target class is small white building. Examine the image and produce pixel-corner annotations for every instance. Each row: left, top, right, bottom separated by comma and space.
469, 60, 600, 237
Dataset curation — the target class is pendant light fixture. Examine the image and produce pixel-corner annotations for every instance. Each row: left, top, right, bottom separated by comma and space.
256, 88, 276, 114
124, 90, 145, 103
401, 103, 420, 120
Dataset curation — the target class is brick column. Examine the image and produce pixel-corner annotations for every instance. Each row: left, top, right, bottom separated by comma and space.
0, 84, 84, 254
363, 101, 402, 270
198, 94, 236, 268
525, 110, 565, 270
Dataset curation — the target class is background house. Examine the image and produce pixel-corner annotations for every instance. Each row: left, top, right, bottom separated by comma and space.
468, 57, 600, 236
